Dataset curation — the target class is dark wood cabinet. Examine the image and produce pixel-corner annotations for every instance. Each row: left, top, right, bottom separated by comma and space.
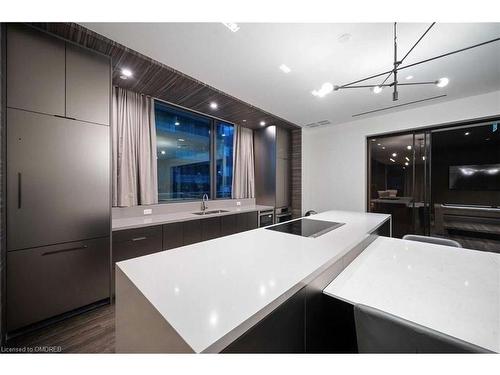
221, 214, 239, 236
7, 237, 110, 332
236, 211, 259, 232
182, 219, 202, 245
201, 217, 221, 241
66, 44, 110, 125
112, 226, 163, 264
163, 222, 184, 250
7, 25, 66, 116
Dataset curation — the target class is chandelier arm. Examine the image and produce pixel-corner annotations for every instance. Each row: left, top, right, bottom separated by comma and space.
380, 71, 394, 86
336, 37, 500, 89
397, 81, 437, 86
397, 37, 500, 72
400, 22, 436, 64
339, 83, 393, 89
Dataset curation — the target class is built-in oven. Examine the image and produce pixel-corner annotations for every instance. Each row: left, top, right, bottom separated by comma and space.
275, 207, 293, 223
258, 210, 275, 228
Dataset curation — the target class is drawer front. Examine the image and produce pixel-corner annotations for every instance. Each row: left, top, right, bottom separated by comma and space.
112, 226, 163, 263
112, 225, 162, 243
7, 237, 110, 332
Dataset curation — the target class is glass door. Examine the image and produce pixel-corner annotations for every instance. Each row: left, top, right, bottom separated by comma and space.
368, 133, 417, 238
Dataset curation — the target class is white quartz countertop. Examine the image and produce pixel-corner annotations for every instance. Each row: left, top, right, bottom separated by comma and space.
116, 210, 390, 353
112, 204, 274, 231
323, 236, 500, 353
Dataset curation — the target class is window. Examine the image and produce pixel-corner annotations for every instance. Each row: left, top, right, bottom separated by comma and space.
216, 122, 234, 198
154, 101, 234, 202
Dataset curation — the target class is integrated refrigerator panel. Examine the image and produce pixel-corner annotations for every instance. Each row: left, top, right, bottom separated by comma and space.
7, 108, 110, 251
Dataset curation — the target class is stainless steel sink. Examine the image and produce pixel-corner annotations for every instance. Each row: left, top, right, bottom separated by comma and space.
192, 210, 229, 215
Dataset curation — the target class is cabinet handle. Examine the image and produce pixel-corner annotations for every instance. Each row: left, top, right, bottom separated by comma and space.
132, 236, 147, 241
17, 173, 22, 209
42, 244, 88, 256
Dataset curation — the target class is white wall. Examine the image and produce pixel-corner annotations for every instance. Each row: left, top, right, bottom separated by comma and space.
302, 90, 500, 213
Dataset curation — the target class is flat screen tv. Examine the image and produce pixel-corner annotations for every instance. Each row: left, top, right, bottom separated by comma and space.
449, 164, 500, 191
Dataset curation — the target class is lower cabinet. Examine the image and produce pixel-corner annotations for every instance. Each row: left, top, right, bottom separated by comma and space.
221, 211, 259, 236
182, 220, 202, 245
201, 217, 221, 241
112, 226, 163, 295
163, 222, 184, 250
112, 225, 163, 264
7, 237, 110, 332
237, 211, 259, 232
221, 214, 239, 236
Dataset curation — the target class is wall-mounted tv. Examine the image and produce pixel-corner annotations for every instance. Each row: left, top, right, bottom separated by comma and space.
449, 164, 500, 191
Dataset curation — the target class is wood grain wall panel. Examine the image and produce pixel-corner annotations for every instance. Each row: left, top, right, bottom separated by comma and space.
291, 129, 302, 218
26, 22, 300, 130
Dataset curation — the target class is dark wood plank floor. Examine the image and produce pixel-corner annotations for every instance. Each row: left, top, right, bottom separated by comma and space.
5, 303, 115, 353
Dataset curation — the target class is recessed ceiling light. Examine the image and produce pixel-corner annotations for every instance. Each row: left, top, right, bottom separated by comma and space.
405, 162, 409, 166
372, 86, 383, 94
222, 23, 240, 33
377, 143, 381, 146
312, 82, 334, 98
392, 153, 397, 157
174, 121, 180, 126
161, 150, 166, 155
405, 156, 410, 162
260, 121, 266, 126
406, 75, 414, 80
242, 119, 247, 122
279, 64, 291, 73
210, 102, 218, 109
120, 68, 133, 80
382, 146, 386, 150
178, 138, 185, 142
406, 145, 412, 150
436, 77, 449, 88
464, 132, 470, 136
371, 139, 376, 142
338, 33, 352, 43
390, 158, 396, 163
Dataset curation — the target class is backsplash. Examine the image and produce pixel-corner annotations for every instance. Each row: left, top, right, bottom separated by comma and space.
112, 198, 258, 219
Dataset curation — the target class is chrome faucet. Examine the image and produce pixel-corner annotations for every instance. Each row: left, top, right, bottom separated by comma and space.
201, 193, 209, 212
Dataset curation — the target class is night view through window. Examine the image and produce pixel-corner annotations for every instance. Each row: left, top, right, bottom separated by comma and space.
155, 101, 234, 202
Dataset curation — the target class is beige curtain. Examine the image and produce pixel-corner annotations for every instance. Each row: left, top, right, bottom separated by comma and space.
112, 87, 158, 207
232, 125, 255, 198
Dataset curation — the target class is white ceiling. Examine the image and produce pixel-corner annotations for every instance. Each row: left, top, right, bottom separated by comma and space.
83, 22, 500, 126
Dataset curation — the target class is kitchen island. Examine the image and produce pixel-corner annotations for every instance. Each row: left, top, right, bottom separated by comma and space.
323, 236, 499, 353
114, 210, 391, 353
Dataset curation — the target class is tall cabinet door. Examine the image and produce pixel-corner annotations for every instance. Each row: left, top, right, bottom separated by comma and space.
66, 44, 110, 125
7, 25, 65, 116
7, 108, 110, 251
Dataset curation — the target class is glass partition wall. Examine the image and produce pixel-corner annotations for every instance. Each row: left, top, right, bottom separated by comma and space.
367, 119, 500, 253
368, 132, 430, 238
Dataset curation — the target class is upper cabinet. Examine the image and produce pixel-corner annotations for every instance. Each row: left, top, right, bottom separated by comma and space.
7, 25, 66, 116
6, 25, 110, 126
66, 44, 110, 125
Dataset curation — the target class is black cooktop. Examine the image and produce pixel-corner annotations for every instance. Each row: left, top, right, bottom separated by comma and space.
266, 218, 345, 238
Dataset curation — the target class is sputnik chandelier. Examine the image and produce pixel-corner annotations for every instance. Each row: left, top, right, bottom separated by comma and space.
320, 22, 500, 101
